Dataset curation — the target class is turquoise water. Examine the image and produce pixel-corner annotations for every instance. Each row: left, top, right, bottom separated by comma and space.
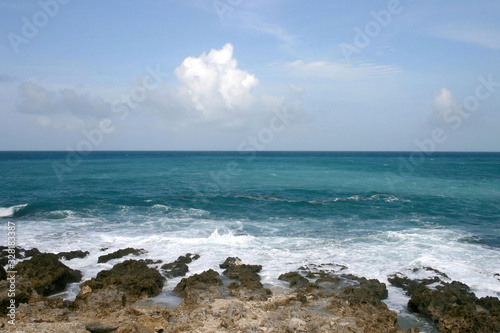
1, 151, 499, 331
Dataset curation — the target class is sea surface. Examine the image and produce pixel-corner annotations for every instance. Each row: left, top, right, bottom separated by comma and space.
1, 151, 499, 332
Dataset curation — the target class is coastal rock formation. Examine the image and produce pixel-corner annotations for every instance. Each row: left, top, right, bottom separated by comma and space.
97, 248, 146, 263
0, 276, 34, 314
58, 250, 90, 260
220, 257, 272, 301
389, 269, 500, 333
14, 253, 82, 296
76, 260, 165, 310
161, 253, 199, 278
173, 269, 223, 302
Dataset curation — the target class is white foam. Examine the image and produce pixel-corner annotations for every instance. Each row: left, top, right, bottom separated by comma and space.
0, 204, 27, 217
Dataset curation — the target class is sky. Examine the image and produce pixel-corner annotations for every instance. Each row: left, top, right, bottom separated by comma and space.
0, 0, 499, 151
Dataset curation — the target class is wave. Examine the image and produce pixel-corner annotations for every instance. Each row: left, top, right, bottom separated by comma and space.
0, 204, 28, 217
212, 193, 408, 205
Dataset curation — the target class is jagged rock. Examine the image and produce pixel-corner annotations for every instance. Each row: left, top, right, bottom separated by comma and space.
24, 248, 42, 257
58, 250, 89, 260
97, 248, 146, 263
278, 271, 311, 289
85, 323, 120, 333
77, 260, 164, 307
15, 253, 82, 296
0, 265, 6, 280
161, 253, 199, 278
139, 259, 163, 265
390, 271, 500, 333
221, 257, 271, 300
219, 256, 242, 269
173, 269, 223, 299
0, 276, 35, 314
342, 274, 388, 300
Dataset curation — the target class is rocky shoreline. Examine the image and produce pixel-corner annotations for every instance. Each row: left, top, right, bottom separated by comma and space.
1, 246, 499, 332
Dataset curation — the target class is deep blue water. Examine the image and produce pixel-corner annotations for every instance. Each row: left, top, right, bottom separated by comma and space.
1, 151, 499, 331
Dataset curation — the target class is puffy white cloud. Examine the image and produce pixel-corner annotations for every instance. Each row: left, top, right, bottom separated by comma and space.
175, 43, 259, 122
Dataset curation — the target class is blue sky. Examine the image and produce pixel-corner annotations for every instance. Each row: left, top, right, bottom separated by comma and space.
0, 0, 499, 151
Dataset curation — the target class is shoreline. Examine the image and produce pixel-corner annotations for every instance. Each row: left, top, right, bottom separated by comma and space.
2, 247, 500, 332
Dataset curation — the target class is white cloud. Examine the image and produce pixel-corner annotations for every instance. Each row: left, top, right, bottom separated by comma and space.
175, 43, 259, 120
17, 81, 110, 131
281, 60, 402, 79
432, 87, 461, 123
429, 25, 500, 50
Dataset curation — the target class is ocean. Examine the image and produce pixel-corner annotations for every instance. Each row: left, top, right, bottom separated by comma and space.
1, 151, 499, 331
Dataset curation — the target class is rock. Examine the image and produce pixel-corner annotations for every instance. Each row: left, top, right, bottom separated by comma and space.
139, 259, 163, 265
161, 253, 200, 278
219, 256, 242, 269
58, 250, 89, 260
278, 271, 311, 289
288, 317, 307, 331
0, 265, 6, 280
174, 269, 223, 299
15, 253, 82, 296
0, 276, 35, 314
78, 260, 164, 304
24, 248, 42, 257
175, 253, 200, 264
161, 262, 188, 279
97, 248, 146, 263
391, 272, 500, 333
342, 274, 388, 300
221, 257, 271, 300
85, 323, 120, 333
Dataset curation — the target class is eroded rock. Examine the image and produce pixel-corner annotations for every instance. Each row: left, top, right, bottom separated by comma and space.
15, 253, 82, 296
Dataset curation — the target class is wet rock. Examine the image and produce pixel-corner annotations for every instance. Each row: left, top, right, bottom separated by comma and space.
58, 250, 89, 260
97, 248, 146, 263
342, 274, 388, 300
391, 271, 500, 333
139, 259, 163, 265
85, 323, 120, 332
278, 271, 311, 289
15, 253, 82, 296
173, 269, 223, 299
24, 248, 42, 257
161, 253, 199, 278
221, 257, 271, 300
219, 256, 242, 269
78, 260, 164, 305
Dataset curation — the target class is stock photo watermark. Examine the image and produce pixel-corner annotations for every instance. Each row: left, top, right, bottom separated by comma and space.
339, 0, 410, 62
189, 105, 297, 204
51, 65, 168, 182
213, 0, 243, 21
385, 74, 499, 190
5, 221, 17, 325
7, 0, 71, 54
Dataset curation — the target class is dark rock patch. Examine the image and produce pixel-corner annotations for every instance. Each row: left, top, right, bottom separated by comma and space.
97, 248, 146, 263
173, 269, 223, 299
161, 253, 199, 278
389, 272, 500, 333
221, 257, 271, 300
15, 253, 82, 296
58, 250, 89, 260
79, 260, 164, 304
0, 276, 34, 314
278, 271, 311, 289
